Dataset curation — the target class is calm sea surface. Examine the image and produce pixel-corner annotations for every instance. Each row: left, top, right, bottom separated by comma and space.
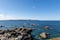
0, 20, 60, 40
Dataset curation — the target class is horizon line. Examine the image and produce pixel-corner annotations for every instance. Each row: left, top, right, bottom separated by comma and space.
0, 19, 60, 21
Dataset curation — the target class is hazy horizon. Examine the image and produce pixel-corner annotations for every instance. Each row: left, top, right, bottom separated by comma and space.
0, 0, 60, 20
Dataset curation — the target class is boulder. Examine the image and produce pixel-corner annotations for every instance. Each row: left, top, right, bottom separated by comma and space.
31, 24, 36, 26
40, 32, 48, 39
43, 26, 50, 30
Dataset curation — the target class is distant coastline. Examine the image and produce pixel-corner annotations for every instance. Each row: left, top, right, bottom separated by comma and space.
0, 19, 60, 21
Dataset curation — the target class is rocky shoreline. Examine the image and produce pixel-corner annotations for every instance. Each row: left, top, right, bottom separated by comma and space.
0, 26, 60, 40
0, 27, 35, 40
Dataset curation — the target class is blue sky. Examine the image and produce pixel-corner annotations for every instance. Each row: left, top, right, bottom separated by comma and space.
0, 0, 60, 20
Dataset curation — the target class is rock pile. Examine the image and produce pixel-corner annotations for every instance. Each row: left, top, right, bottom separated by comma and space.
0, 27, 34, 40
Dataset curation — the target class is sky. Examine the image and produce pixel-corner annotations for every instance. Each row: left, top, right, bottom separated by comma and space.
0, 0, 60, 20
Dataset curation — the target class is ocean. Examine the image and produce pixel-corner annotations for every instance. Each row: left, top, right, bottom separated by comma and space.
0, 20, 60, 40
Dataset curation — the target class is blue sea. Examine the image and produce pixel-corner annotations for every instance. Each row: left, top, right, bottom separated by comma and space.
0, 20, 60, 40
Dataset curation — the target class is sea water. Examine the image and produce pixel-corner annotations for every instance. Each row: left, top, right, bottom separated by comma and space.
0, 20, 60, 40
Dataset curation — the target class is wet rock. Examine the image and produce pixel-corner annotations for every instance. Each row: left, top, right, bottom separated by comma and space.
18, 36, 23, 40
0, 30, 5, 34
6, 29, 16, 33
43, 26, 53, 30
31, 24, 37, 26
43, 26, 50, 30
40, 32, 49, 39
22, 34, 32, 40
21, 33, 28, 36
3, 33, 11, 37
